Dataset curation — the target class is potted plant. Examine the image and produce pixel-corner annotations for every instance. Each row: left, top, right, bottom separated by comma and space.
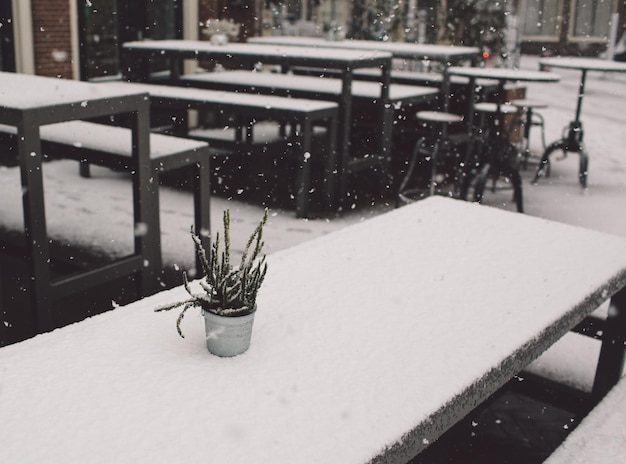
155, 209, 268, 357
202, 18, 241, 45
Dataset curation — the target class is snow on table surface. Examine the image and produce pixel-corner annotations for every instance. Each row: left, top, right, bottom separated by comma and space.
0, 72, 147, 110
543, 376, 626, 463
447, 66, 562, 82
122, 39, 393, 62
539, 56, 626, 73
248, 36, 480, 60
2, 197, 626, 463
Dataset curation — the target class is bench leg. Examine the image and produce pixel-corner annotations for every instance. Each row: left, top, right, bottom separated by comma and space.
324, 117, 338, 212
591, 285, 626, 405
79, 160, 91, 178
192, 155, 212, 273
131, 108, 162, 296
295, 120, 313, 219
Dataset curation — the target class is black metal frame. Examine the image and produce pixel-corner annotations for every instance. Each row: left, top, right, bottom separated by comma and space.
0, 74, 159, 337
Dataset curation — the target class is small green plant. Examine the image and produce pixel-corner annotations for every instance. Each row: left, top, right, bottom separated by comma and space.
155, 209, 268, 338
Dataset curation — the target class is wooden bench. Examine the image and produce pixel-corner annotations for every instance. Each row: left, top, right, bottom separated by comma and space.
100, 81, 339, 218
543, 375, 626, 463
0, 120, 211, 273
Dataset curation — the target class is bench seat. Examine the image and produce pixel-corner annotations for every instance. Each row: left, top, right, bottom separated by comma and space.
544, 375, 626, 463
0, 120, 211, 272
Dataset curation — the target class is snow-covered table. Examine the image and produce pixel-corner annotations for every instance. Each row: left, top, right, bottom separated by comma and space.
3, 196, 626, 463
99, 81, 339, 218
248, 36, 480, 66
122, 40, 395, 203
0, 71, 159, 337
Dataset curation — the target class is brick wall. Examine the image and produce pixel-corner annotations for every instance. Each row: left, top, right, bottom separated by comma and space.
32, 0, 73, 78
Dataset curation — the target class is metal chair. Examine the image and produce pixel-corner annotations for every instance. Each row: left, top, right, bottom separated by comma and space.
511, 99, 548, 170
460, 101, 524, 212
396, 110, 464, 207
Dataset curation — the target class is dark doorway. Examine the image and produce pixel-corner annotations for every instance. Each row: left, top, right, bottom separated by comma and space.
0, 1, 16, 72
78, 0, 182, 81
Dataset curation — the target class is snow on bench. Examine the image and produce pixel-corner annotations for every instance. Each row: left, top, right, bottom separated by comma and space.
100, 80, 339, 137
543, 375, 626, 463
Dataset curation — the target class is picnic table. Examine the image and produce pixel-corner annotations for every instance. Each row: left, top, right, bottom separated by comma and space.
121, 40, 394, 199
181, 70, 439, 201
2, 196, 626, 463
100, 81, 339, 218
0, 72, 159, 336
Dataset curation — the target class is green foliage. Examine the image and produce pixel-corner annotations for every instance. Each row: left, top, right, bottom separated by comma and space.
351, 0, 405, 41
155, 209, 269, 338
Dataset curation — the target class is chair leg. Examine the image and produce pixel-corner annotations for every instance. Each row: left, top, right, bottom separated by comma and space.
396, 136, 426, 207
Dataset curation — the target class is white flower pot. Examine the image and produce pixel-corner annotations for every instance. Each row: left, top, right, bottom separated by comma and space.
202, 308, 256, 357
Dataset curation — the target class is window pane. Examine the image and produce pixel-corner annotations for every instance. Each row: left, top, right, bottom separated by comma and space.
81, 0, 119, 79
523, 0, 560, 36
573, 0, 613, 38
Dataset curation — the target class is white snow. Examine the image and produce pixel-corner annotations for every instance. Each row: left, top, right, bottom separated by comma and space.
3, 196, 626, 463
1, 54, 626, 461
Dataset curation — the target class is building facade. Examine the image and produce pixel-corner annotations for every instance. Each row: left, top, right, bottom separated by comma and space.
0, 0, 624, 80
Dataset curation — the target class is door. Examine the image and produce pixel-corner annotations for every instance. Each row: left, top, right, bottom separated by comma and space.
0, 1, 15, 72
79, 0, 182, 81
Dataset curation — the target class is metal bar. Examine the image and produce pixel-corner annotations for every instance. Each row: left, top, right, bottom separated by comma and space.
193, 155, 212, 273
295, 118, 313, 218
591, 285, 626, 404
129, 102, 162, 295
574, 69, 587, 123
49, 256, 144, 301
18, 111, 54, 334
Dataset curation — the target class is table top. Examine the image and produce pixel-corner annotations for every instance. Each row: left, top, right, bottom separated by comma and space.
447, 66, 561, 83
3, 197, 626, 463
248, 37, 480, 62
540, 56, 626, 73
122, 39, 392, 68
0, 71, 147, 111
182, 70, 439, 102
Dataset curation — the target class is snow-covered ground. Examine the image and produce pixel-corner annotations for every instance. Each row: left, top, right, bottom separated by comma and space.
0, 55, 625, 391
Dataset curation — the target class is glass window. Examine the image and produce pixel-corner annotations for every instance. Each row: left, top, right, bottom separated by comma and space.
523, 0, 560, 37
79, 0, 181, 81
0, 1, 15, 72
80, 0, 119, 79
572, 0, 613, 38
